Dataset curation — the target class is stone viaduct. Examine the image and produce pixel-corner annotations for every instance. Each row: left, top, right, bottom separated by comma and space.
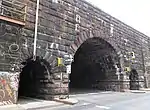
0, 0, 150, 105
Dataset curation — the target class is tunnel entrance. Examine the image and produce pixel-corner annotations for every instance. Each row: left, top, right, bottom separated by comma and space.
18, 57, 50, 99
70, 38, 120, 92
129, 69, 139, 90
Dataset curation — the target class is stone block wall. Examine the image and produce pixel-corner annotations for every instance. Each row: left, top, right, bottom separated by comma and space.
0, 0, 150, 105
0, 21, 21, 105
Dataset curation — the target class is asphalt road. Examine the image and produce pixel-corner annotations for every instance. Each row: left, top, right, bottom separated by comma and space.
42, 90, 150, 110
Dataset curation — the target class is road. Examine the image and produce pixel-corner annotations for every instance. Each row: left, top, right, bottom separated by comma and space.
42, 90, 150, 110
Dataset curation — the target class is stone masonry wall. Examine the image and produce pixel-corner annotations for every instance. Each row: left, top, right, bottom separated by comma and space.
0, 21, 22, 105
24, 0, 150, 92
0, 0, 150, 105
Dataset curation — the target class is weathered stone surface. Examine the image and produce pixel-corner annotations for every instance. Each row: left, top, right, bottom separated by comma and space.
40, 83, 68, 88
38, 87, 68, 95
23, 0, 150, 99
0, 0, 150, 105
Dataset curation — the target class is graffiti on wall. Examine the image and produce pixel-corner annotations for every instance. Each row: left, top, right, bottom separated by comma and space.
0, 71, 19, 106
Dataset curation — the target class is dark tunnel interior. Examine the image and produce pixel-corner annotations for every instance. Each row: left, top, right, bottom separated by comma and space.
18, 57, 49, 98
129, 69, 139, 90
69, 38, 119, 91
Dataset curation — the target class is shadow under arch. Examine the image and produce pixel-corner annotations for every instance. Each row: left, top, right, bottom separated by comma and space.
18, 56, 52, 98
129, 69, 139, 90
70, 37, 121, 91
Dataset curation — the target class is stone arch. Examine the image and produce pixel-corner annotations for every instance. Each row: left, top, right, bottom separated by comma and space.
17, 36, 65, 100
18, 56, 53, 97
70, 30, 121, 58
69, 30, 122, 91
70, 30, 123, 70
69, 30, 123, 72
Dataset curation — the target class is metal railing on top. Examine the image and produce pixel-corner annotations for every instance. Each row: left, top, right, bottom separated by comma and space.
0, 0, 27, 23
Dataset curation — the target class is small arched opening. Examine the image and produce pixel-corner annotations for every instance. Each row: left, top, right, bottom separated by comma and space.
129, 69, 139, 90
69, 37, 120, 92
18, 56, 51, 98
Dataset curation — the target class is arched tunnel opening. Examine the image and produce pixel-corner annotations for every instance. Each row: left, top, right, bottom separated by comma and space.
69, 37, 120, 92
18, 57, 51, 99
129, 69, 139, 90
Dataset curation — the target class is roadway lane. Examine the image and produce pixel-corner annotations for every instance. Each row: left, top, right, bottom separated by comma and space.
40, 91, 150, 110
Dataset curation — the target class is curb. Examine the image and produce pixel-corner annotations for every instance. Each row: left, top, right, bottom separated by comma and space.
124, 90, 146, 93
140, 89, 150, 91
53, 98, 78, 105
131, 91, 146, 93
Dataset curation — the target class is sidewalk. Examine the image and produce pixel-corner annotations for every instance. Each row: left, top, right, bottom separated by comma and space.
0, 97, 78, 110
0, 104, 24, 110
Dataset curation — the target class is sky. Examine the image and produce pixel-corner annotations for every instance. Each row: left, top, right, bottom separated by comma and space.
85, 0, 150, 36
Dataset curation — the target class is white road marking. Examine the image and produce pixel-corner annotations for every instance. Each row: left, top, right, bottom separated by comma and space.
95, 105, 110, 109
82, 102, 91, 105
88, 93, 99, 95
